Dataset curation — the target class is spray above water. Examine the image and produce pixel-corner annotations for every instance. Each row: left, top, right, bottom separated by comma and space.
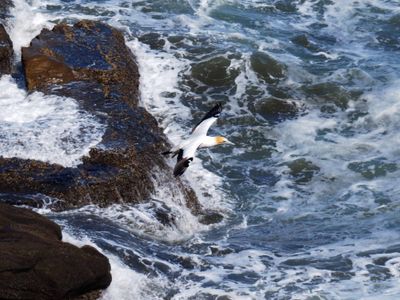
0, 75, 105, 167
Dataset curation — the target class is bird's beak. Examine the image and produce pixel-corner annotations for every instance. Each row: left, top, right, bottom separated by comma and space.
225, 139, 235, 145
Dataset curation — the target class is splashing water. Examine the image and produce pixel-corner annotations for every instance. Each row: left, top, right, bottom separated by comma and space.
3, 0, 400, 299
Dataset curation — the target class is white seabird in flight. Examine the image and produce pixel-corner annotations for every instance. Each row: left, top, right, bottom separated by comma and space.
162, 103, 233, 177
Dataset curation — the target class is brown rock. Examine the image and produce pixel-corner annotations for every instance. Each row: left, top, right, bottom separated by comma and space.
0, 203, 111, 299
0, 20, 202, 218
0, 23, 13, 74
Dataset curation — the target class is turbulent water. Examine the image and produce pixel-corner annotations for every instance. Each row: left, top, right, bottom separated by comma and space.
2, 0, 400, 299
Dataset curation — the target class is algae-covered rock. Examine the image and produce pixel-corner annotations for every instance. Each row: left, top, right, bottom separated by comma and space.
303, 82, 360, 111
348, 158, 397, 179
191, 56, 239, 86
250, 51, 286, 84
253, 97, 299, 123
287, 158, 320, 184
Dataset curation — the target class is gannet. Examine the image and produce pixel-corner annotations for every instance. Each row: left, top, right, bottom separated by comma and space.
163, 103, 233, 177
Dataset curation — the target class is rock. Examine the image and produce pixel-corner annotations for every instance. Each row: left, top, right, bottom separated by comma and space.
302, 82, 361, 111
138, 32, 165, 50
0, 20, 200, 214
198, 210, 224, 225
252, 97, 300, 123
250, 51, 286, 84
191, 56, 239, 87
286, 158, 320, 185
348, 158, 397, 180
0, 203, 111, 299
0, 24, 13, 75
275, 1, 297, 13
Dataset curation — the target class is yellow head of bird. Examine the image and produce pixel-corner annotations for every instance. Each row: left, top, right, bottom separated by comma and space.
216, 136, 234, 145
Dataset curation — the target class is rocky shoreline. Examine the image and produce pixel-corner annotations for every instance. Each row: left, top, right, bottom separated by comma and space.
0, 203, 111, 299
0, 9, 217, 299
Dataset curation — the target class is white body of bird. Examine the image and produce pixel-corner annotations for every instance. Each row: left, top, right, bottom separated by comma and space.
162, 103, 233, 176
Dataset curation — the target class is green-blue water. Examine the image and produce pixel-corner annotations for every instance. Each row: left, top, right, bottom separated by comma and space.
3, 0, 400, 299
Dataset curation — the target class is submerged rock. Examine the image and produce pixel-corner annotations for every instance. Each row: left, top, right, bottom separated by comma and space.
191, 56, 239, 87
0, 20, 200, 213
253, 97, 300, 123
0, 24, 13, 75
0, 203, 111, 299
138, 32, 165, 50
287, 158, 320, 185
303, 82, 361, 111
348, 158, 397, 179
250, 51, 286, 84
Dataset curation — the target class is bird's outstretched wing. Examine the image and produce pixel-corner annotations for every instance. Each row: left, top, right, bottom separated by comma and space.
191, 103, 222, 136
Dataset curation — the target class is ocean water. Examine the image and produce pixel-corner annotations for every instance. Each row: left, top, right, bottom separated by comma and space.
2, 0, 400, 299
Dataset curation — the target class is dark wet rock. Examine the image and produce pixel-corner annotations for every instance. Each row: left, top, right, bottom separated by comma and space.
373, 256, 391, 266
253, 97, 300, 123
209, 246, 234, 256
358, 244, 400, 258
348, 158, 397, 180
250, 51, 286, 84
282, 255, 353, 272
0, 24, 13, 75
275, 1, 297, 13
303, 82, 361, 111
0, 20, 200, 214
291, 34, 320, 52
167, 35, 185, 44
198, 210, 224, 225
366, 264, 392, 281
0, 203, 111, 299
191, 56, 239, 87
138, 32, 165, 50
286, 158, 320, 185
331, 271, 354, 281
291, 34, 312, 49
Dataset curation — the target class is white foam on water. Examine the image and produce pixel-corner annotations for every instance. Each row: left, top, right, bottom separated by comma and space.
7, 0, 52, 58
269, 80, 400, 214
127, 39, 230, 213
0, 75, 105, 167
6, 0, 400, 299
61, 231, 168, 300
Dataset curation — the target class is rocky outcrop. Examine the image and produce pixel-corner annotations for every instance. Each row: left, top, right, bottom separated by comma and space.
0, 23, 13, 74
0, 20, 200, 214
0, 203, 111, 299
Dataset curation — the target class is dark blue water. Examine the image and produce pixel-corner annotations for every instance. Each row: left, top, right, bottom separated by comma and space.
3, 0, 400, 299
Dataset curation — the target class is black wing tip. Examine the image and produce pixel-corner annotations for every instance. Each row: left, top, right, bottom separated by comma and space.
203, 102, 224, 119
192, 102, 224, 133
173, 157, 193, 177
162, 150, 172, 156
210, 102, 223, 117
